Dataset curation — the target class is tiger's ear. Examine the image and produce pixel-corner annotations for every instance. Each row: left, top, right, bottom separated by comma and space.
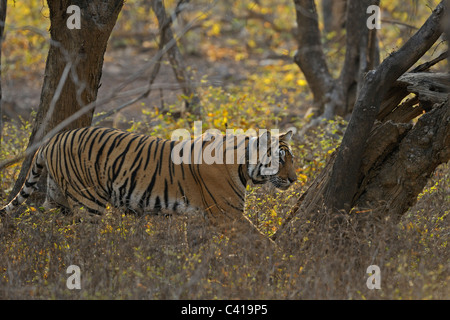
280, 130, 293, 141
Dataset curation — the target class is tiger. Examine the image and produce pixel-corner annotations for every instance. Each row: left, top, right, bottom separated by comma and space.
1, 126, 296, 244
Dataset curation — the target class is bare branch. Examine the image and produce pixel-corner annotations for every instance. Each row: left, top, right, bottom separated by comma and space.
152, 0, 202, 114
411, 50, 448, 72
380, 18, 419, 30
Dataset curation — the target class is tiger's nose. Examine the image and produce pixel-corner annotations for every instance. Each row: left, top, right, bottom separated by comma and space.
288, 176, 296, 184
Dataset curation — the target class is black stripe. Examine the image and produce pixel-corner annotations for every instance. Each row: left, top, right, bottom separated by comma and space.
125, 156, 143, 206
118, 178, 129, 207
139, 163, 159, 209
25, 181, 37, 188
178, 181, 189, 206
164, 179, 169, 208
153, 138, 161, 160
180, 163, 185, 180
154, 196, 161, 212
95, 130, 119, 195
238, 164, 247, 187
111, 136, 139, 181
20, 190, 30, 199
223, 199, 243, 212
65, 131, 88, 193
87, 128, 105, 161
87, 207, 101, 214
158, 140, 168, 176
228, 178, 245, 203
195, 163, 219, 213
143, 139, 156, 171
168, 141, 176, 184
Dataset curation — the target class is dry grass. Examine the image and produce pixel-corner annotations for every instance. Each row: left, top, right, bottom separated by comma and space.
0, 119, 448, 300
0, 163, 448, 299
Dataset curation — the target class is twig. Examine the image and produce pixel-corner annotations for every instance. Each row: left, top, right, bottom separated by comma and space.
34, 61, 73, 145
380, 18, 419, 30
411, 50, 449, 72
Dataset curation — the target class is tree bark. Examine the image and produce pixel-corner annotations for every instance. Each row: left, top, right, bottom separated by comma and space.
322, 0, 347, 33
445, 0, 450, 67
8, 0, 124, 201
355, 100, 449, 220
274, 1, 448, 243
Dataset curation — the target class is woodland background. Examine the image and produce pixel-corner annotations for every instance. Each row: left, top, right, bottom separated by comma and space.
0, 0, 448, 299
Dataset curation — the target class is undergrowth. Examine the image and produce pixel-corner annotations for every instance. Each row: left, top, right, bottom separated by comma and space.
0, 114, 448, 299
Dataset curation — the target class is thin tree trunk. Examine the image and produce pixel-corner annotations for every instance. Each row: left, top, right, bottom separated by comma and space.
151, 0, 201, 116
294, 0, 380, 126
339, 0, 380, 115
322, 0, 347, 33
293, 0, 335, 114
8, 0, 124, 202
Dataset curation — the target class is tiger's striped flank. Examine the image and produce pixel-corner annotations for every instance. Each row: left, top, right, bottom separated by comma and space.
1, 127, 296, 241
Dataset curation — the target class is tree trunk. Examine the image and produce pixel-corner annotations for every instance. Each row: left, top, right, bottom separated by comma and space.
322, 0, 347, 33
8, 0, 124, 202
355, 99, 449, 220
151, 0, 201, 116
445, 0, 450, 66
294, 0, 380, 123
293, 0, 335, 115
274, 1, 448, 244
339, 0, 380, 115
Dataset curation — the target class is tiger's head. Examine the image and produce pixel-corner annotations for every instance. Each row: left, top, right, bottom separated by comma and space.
247, 130, 297, 190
